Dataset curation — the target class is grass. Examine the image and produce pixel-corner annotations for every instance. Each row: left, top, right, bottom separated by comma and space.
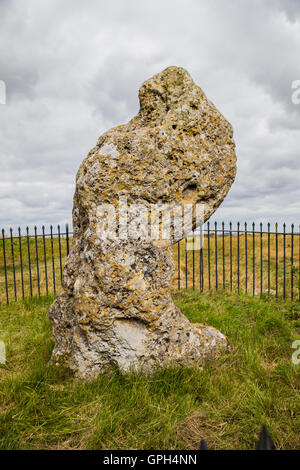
0, 231, 299, 304
0, 290, 299, 450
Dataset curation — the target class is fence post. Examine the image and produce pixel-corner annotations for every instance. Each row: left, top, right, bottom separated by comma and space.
298, 224, 300, 302
58, 225, 63, 282
268, 222, 270, 295
2, 229, 9, 304
42, 225, 49, 296
34, 226, 40, 297
18, 227, 24, 298
66, 223, 70, 256
207, 221, 211, 289
26, 226, 33, 297
215, 221, 218, 290
192, 229, 195, 290
185, 236, 188, 289
260, 222, 263, 296
200, 239, 204, 291
230, 221, 232, 291
222, 222, 225, 290
275, 222, 278, 298
177, 240, 180, 290
237, 222, 240, 294
245, 222, 248, 294
252, 222, 255, 296
50, 225, 56, 295
283, 223, 286, 299
10, 228, 17, 301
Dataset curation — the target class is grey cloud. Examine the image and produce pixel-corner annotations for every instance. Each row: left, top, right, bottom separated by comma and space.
276, 0, 300, 21
0, 0, 299, 232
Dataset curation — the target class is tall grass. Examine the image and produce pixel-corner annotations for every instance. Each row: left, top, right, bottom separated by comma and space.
0, 291, 299, 449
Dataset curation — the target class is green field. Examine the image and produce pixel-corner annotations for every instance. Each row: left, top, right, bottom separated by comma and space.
0, 291, 299, 450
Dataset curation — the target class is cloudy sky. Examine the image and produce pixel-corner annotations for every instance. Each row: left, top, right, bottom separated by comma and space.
0, 0, 299, 233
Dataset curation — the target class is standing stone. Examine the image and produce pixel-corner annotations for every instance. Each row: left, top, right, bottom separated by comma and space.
49, 66, 236, 379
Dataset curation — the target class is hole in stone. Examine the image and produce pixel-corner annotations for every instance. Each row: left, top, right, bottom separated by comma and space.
185, 183, 197, 192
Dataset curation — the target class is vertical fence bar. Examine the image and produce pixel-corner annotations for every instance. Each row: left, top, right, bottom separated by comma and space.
260, 222, 263, 296
18, 227, 24, 298
50, 225, 56, 295
207, 222, 211, 289
10, 228, 17, 301
66, 223, 70, 256
185, 237, 188, 289
298, 225, 300, 301
283, 223, 286, 299
215, 221, 218, 290
237, 222, 240, 294
26, 226, 33, 297
34, 226, 40, 297
200, 245, 204, 291
199, 225, 202, 291
245, 222, 248, 294
268, 223, 270, 295
275, 222, 278, 298
252, 222, 255, 296
291, 224, 294, 301
42, 225, 49, 296
58, 225, 63, 282
199, 232, 201, 292
192, 229, 195, 290
2, 229, 9, 304
222, 222, 225, 290
230, 221, 233, 291
177, 240, 180, 290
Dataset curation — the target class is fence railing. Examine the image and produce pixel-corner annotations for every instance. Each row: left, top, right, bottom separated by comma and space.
0, 222, 299, 304
1, 224, 70, 304
175, 222, 299, 301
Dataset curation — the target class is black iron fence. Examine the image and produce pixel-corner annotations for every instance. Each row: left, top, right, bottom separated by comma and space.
1, 224, 70, 304
176, 222, 299, 301
0, 222, 299, 304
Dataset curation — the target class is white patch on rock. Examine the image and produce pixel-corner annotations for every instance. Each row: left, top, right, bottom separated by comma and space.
113, 320, 147, 370
99, 143, 120, 159
74, 278, 81, 294
89, 160, 100, 174
128, 275, 147, 291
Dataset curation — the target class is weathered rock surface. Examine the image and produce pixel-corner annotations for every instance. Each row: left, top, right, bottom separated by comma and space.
49, 66, 236, 379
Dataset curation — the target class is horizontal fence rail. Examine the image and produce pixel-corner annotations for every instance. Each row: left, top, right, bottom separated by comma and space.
0, 222, 299, 304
